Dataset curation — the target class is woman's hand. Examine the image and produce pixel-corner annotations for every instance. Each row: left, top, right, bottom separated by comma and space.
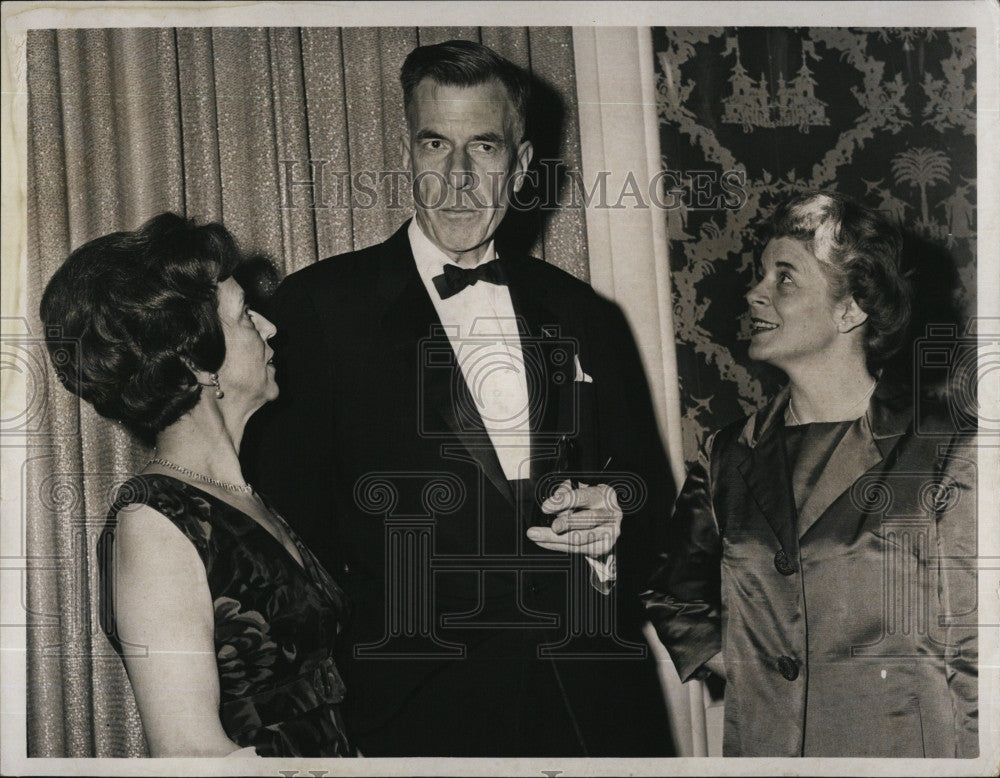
113, 504, 242, 757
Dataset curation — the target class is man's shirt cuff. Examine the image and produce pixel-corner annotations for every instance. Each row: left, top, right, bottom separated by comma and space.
585, 553, 617, 593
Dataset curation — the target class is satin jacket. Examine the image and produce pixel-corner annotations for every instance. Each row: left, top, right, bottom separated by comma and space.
643, 381, 978, 757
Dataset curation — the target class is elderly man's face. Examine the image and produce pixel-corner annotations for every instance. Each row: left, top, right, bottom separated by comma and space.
403, 78, 533, 266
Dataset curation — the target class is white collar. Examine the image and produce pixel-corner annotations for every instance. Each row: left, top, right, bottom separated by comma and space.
408, 218, 497, 283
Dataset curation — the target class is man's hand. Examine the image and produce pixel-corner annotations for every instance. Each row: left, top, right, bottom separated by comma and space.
526, 480, 622, 557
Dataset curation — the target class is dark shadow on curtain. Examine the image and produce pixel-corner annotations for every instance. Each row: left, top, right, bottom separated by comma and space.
498, 74, 567, 259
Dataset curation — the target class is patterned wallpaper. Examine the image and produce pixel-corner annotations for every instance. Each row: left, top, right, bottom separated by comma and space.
652, 27, 976, 465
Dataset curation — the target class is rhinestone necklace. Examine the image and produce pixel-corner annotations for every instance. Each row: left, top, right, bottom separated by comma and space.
149, 456, 253, 495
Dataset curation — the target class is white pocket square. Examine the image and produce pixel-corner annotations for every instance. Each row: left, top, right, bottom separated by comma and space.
574, 354, 593, 383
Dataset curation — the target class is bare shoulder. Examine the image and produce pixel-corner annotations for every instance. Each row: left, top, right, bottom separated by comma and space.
112, 503, 212, 630
113, 502, 201, 572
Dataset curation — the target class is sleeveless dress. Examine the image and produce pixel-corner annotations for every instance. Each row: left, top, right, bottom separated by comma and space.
99, 474, 354, 757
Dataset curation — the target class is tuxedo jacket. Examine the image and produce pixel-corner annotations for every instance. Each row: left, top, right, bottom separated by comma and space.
243, 221, 675, 756
643, 381, 978, 757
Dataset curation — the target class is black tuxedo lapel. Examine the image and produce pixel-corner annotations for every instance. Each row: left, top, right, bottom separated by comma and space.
737, 391, 798, 556
377, 223, 513, 504
501, 255, 575, 480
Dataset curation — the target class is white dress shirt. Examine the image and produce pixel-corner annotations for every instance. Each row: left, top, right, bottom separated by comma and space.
408, 220, 616, 586
409, 219, 532, 481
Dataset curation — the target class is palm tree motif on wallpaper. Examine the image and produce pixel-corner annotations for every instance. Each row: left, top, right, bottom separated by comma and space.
891, 147, 951, 228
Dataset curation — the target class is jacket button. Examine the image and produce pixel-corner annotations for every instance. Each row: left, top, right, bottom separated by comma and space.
774, 550, 798, 576
342, 563, 350, 574
777, 655, 799, 681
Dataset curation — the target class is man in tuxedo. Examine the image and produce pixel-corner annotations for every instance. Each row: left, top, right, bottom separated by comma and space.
244, 39, 674, 757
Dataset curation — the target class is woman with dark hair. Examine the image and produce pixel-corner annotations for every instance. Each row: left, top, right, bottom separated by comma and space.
40, 213, 353, 757
643, 191, 978, 757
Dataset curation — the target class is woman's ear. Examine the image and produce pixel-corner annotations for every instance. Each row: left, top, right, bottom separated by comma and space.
837, 297, 869, 334
180, 355, 212, 387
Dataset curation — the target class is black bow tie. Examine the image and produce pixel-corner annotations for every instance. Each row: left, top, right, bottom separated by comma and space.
432, 259, 508, 300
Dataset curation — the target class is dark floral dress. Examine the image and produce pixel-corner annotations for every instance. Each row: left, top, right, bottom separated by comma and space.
99, 474, 354, 757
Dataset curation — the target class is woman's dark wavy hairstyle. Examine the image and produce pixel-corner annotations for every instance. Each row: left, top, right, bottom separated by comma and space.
400, 39, 530, 140
765, 190, 912, 372
39, 212, 245, 445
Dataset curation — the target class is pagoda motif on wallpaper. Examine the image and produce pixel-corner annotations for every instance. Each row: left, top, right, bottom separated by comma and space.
722, 36, 829, 132
652, 27, 977, 466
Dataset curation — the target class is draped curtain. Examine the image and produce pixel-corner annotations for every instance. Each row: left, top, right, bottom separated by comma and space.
572, 27, 707, 756
25, 26, 587, 757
